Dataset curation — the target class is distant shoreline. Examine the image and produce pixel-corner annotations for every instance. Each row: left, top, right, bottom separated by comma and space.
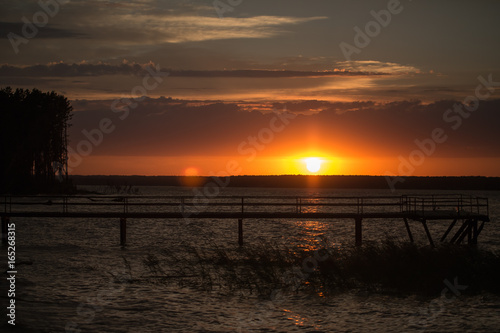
70, 175, 500, 191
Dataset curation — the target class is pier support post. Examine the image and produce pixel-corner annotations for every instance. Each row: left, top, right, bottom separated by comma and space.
355, 217, 362, 247
440, 219, 457, 242
403, 218, 414, 243
238, 219, 243, 247
476, 221, 485, 242
471, 220, 478, 245
467, 221, 473, 244
456, 220, 473, 245
1, 216, 9, 245
450, 220, 469, 244
421, 220, 434, 248
120, 218, 127, 246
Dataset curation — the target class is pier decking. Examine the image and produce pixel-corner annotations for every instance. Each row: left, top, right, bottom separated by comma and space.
1, 194, 490, 247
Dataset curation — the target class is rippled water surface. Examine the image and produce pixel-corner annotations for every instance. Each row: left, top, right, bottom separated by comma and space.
2, 187, 500, 332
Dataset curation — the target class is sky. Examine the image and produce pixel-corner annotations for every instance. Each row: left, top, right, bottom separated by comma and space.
1, 0, 500, 177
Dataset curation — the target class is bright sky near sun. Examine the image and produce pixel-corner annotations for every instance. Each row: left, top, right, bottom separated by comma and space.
2, 0, 500, 176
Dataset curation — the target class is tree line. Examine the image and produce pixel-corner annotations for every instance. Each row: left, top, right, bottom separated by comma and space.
0, 87, 73, 193
70, 175, 500, 191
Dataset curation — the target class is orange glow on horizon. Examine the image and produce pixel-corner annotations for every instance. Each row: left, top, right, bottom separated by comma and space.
184, 167, 200, 176
67, 155, 500, 177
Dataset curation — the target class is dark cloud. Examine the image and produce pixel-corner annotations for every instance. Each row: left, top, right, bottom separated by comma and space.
272, 101, 376, 113
0, 62, 158, 77
0, 21, 88, 39
168, 70, 386, 78
0, 62, 391, 78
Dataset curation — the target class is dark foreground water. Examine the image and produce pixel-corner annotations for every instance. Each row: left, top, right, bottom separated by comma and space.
1, 187, 500, 332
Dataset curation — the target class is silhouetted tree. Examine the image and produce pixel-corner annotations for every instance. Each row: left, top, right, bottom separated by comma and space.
0, 87, 72, 193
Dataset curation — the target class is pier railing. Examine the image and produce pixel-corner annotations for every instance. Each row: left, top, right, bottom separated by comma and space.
1, 194, 490, 247
403, 194, 489, 217
1, 194, 489, 217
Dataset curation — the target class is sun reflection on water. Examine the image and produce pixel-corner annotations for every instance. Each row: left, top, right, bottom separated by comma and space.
294, 220, 329, 251
283, 308, 324, 329
299, 197, 321, 213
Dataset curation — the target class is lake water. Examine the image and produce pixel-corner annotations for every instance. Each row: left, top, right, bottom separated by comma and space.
2, 187, 500, 332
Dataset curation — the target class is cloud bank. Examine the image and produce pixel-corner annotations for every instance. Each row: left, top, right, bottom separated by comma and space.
69, 98, 500, 159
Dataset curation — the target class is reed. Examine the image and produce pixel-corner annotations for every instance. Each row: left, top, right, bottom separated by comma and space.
141, 240, 500, 296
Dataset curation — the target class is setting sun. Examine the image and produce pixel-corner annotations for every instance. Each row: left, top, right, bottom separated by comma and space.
305, 157, 322, 173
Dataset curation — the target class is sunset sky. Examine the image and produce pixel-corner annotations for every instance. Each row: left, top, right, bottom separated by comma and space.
2, 0, 500, 176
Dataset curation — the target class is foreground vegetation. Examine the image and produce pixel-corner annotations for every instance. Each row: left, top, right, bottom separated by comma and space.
140, 241, 500, 297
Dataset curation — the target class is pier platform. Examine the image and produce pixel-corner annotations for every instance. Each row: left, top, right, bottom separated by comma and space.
1, 194, 490, 247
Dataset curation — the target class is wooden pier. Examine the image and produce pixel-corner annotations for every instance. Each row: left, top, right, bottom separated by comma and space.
1, 194, 490, 247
